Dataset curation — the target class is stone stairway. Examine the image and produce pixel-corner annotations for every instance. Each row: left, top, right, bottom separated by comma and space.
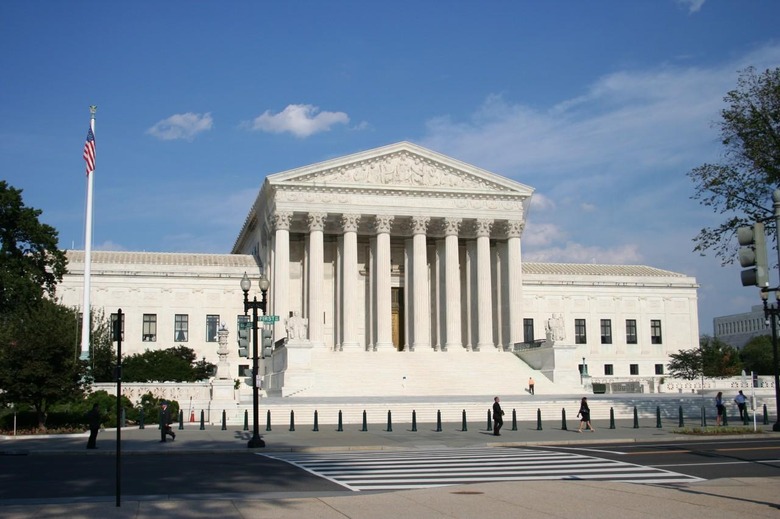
285, 347, 582, 398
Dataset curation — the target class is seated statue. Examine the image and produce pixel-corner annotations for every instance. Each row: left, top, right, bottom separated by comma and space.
285, 311, 308, 340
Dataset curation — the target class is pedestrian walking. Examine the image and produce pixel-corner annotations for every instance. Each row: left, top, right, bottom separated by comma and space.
734, 390, 747, 421
160, 401, 176, 442
86, 403, 101, 449
576, 397, 594, 432
715, 391, 725, 426
492, 396, 504, 436
528, 377, 535, 395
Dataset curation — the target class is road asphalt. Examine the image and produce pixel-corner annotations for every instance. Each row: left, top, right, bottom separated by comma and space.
1, 417, 779, 518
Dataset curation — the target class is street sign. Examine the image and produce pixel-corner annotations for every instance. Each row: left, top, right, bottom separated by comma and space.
239, 321, 251, 330
259, 315, 280, 323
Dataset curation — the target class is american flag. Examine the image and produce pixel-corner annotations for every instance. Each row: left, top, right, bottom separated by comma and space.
83, 127, 96, 176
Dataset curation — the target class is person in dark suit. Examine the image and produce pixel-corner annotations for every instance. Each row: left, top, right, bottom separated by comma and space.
492, 396, 504, 436
86, 403, 101, 449
160, 401, 176, 442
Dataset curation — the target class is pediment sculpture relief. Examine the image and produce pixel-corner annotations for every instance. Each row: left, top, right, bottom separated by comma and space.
295, 152, 508, 191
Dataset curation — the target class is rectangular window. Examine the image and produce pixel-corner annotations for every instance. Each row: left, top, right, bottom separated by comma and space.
523, 318, 534, 343
206, 315, 220, 342
110, 312, 125, 341
604, 364, 614, 376
626, 319, 638, 344
630, 364, 639, 375
142, 314, 157, 342
174, 314, 189, 342
651, 320, 662, 344
655, 364, 664, 375
600, 319, 612, 344
238, 364, 250, 377
575, 319, 587, 344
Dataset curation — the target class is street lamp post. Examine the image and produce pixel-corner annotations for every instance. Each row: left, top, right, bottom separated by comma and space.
241, 272, 270, 448
760, 289, 780, 432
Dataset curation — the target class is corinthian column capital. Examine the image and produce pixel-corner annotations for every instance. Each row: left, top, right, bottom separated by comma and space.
273, 211, 293, 231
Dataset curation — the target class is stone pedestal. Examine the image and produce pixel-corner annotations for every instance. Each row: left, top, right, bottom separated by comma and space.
265, 339, 314, 397
515, 341, 581, 388
209, 378, 240, 424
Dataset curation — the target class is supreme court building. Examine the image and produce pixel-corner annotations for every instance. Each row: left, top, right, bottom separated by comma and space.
59, 142, 700, 397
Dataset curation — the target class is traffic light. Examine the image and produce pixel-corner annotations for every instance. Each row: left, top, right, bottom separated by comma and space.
262, 328, 273, 358
237, 327, 250, 358
737, 222, 769, 288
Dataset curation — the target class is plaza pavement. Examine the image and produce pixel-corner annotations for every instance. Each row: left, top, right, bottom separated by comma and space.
1, 413, 779, 519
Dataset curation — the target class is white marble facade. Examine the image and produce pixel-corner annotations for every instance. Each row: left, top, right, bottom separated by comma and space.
232, 142, 533, 354
58, 142, 700, 395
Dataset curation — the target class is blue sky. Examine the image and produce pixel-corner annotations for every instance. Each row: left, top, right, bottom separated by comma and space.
2, 0, 779, 336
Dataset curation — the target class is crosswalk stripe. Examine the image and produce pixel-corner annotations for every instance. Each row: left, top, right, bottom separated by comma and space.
262, 447, 703, 490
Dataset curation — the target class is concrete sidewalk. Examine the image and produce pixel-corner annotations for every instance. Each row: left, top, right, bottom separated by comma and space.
1, 419, 779, 519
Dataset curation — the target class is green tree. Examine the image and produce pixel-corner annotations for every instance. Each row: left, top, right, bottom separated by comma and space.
701, 336, 743, 377
688, 67, 780, 263
0, 300, 87, 429
0, 181, 68, 315
741, 335, 775, 375
668, 336, 743, 379
667, 348, 702, 380
122, 346, 214, 383
87, 309, 116, 382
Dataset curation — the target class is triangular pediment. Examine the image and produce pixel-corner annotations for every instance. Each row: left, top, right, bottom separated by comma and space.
266, 142, 533, 195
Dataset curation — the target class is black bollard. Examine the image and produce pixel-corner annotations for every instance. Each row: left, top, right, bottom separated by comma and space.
221, 410, 226, 431
244, 410, 249, 431
700, 406, 707, 427
678, 405, 684, 427
763, 404, 769, 425
633, 406, 639, 429
337, 410, 343, 432
436, 410, 442, 432
361, 410, 368, 432
289, 410, 295, 432
412, 410, 417, 432
313, 410, 319, 432
536, 408, 542, 431
487, 410, 492, 431
139, 407, 145, 429
266, 410, 272, 431
723, 407, 728, 426
511, 409, 517, 431
175, 410, 181, 430
656, 406, 662, 428
387, 410, 393, 432
199, 410, 205, 430
121, 407, 126, 428
461, 409, 467, 432
561, 408, 567, 430
609, 407, 615, 429
743, 407, 750, 425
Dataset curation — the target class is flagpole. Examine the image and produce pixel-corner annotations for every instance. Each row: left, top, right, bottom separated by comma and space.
80, 105, 97, 362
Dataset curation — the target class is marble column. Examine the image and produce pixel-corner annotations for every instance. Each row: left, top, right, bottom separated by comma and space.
506, 220, 524, 348
272, 211, 292, 339
443, 217, 462, 351
340, 213, 361, 350
411, 216, 431, 350
373, 215, 394, 350
307, 212, 327, 348
475, 218, 494, 350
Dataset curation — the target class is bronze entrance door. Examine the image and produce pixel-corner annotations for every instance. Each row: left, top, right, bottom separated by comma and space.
391, 287, 405, 350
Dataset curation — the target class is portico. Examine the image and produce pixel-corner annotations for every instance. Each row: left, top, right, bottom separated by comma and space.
232, 142, 533, 355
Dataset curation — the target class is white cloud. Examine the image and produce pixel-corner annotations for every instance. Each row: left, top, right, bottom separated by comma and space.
147, 112, 213, 141
421, 43, 780, 269
248, 104, 349, 138
676, 0, 706, 14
